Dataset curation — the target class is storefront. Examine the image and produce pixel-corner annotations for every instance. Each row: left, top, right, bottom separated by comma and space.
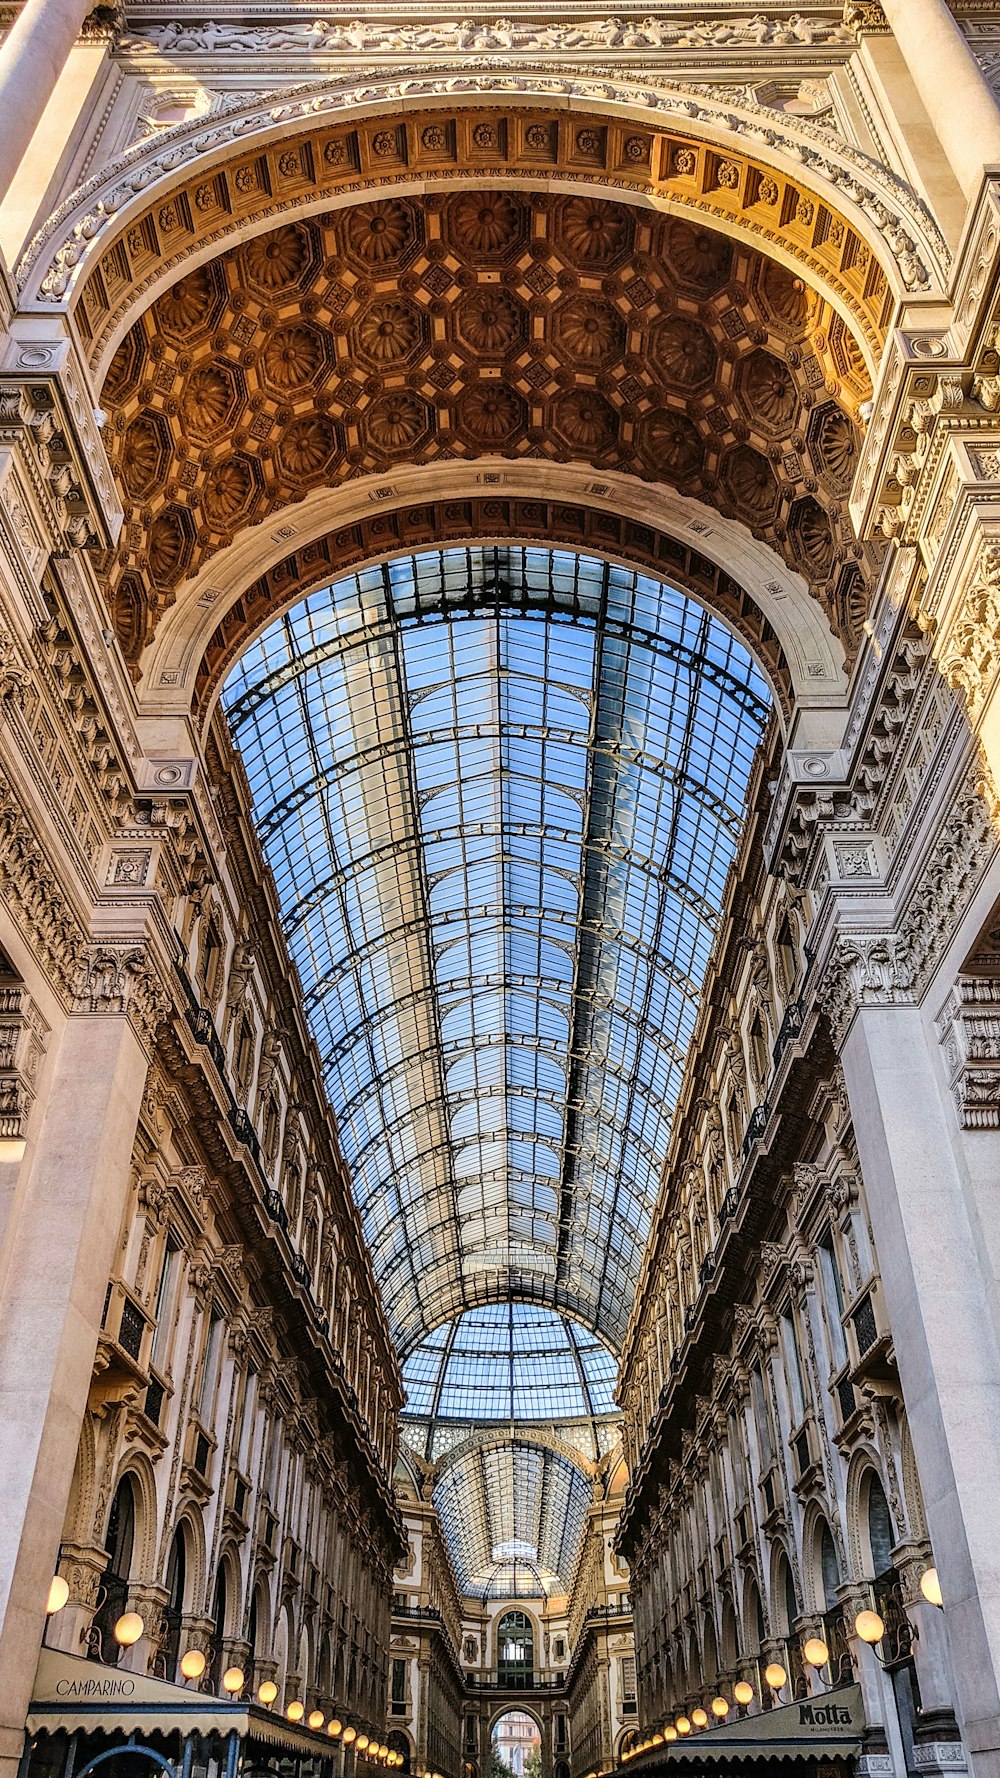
621, 1686, 864, 1778
22, 1652, 343, 1778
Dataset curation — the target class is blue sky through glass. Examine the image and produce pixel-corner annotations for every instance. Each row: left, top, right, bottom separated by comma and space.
403, 1302, 617, 1421
223, 547, 770, 1362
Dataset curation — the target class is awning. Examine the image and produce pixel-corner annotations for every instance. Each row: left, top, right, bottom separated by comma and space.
27, 1649, 341, 1757
632, 1686, 864, 1768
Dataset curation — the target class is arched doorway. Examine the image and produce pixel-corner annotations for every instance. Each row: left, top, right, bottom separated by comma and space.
492, 1711, 541, 1778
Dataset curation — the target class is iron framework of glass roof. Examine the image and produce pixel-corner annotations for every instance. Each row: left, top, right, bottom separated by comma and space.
431, 1440, 593, 1599
223, 547, 770, 1360
403, 1302, 618, 1422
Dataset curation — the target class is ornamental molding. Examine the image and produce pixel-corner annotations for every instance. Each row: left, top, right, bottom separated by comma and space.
15, 67, 946, 327
819, 758, 1000, 1044
0, 784, 87, 1001
118, 15, 860, 57
936, 977, 1000, 1128
0, 379, 119, 554
0, 981, 48, 1140
71, 939, 173, 1050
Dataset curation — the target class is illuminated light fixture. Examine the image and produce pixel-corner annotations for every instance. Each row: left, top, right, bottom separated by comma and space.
357, 1736, 371, 1752
287, 1701, 305, 1723
329, 1722, 344, 1739
46, 1576, 69, 1615
258, 1680, 278, 1705
651, 1736, 663, 1747
691, 1710, 708, 1729
764, 1663, 787, 1692
711, 1699, 729, 1719
676, 1718, 691, 1737
803, 1638, 829, 1669
733, 1681, 754, 1707
343, 1727, 358, 1745
663, 1728, 678, 1743
854, 1610, 885, 1645
223, 1667, 245, 1695
180, 1648, 207, 1680
310, 1712, 326, 1731
113, 1612, 144, 1647
920, 1568, 944, 1609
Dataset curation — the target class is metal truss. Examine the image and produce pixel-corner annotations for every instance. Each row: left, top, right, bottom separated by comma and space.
223, 546, 769, 1359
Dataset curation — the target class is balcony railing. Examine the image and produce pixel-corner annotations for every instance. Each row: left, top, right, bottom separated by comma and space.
466, 1671, 563, 1690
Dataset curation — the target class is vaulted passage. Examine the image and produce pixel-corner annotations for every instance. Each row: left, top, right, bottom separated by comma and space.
6, 14, 1000, 1778
222, 546, 770, 1356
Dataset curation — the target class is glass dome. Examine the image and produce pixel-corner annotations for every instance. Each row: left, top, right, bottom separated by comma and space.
403, 1303, 618, 1422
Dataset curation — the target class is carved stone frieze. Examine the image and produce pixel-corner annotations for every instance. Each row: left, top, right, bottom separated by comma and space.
0, 979, 47, 1141
936, 977, 1000, 1128
120, 16, 861, 60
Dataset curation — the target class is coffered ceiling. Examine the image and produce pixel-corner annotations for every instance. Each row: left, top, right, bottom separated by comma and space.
99, 185, 876, 675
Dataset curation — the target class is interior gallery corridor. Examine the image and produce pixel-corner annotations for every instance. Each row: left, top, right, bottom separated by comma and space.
1, 7, 1000, 1778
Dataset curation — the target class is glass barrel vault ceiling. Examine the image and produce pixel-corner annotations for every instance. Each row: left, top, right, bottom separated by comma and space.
431, 1440, 593, 1600
223, 547, 771, 1363
403, 1302, 618, 1422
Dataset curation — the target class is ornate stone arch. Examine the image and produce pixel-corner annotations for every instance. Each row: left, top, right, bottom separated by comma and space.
844, 1448, 893, 1581
489, 1701, 544, 1743
898, 1418, 928, 1541
740, 1564, 767, 1651
800, 1499, 840, 1615
108, 1451, 159, 1582
245, 1567, 272, 1651
214, 1538, 244, 1639
767, 1537, 798, 1636
164, 1505, 207, 1615
62, 1413, 98, 1547
18, 75, 937, 374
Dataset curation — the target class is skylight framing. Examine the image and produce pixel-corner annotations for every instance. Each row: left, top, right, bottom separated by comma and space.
223, 546, 770, 1357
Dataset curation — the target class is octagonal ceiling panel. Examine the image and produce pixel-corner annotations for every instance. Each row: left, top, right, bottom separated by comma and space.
99, 190, 875, 674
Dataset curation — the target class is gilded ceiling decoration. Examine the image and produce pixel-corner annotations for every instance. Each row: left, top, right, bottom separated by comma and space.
99, 187, 875, 674
70, 105, 895, 370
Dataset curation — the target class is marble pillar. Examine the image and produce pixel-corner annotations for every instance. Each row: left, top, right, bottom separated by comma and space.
0, 1012, 147, 1773
880, 0, 1000, 202
843, 1005, 1000, 1778
0, 0, 95, 204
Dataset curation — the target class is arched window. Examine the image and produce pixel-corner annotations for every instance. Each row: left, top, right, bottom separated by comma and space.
388, 1733, 411, 1773
209, 1564, 228, 1686
749, 1012, 769, 1090
819, 1522, 840, 1610
161, 1525, 187, 1680
497, 1610, 534, 1681
776, 915, 798, 994
867, 1474, 895, 1577
90, 1476, 135, 1664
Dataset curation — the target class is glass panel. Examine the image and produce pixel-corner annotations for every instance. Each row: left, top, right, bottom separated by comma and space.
224, 548, 770, 1358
